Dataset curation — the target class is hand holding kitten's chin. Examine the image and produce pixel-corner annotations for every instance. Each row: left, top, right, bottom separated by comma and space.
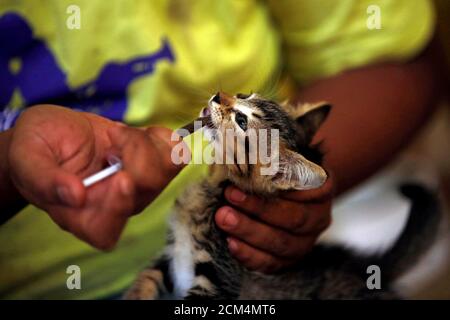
215, 171, 334, 273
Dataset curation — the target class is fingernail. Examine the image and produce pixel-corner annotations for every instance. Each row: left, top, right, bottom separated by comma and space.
57, 186, 75, 206
229, 188, 246, 203
227, 238, 238, 252
223, 209, 238, 228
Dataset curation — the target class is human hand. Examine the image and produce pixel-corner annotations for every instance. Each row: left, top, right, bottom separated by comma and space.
7, 105, 186, 249
215, 174, 334, 273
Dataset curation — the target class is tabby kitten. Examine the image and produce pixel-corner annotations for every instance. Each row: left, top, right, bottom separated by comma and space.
125, 92, 440, 299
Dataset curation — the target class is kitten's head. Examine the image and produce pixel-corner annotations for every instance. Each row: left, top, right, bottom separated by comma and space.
202, 92, 331, 194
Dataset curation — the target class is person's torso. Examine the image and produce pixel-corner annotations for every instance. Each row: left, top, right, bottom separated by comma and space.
0, 0, 281, 299
0, 0, 281, 130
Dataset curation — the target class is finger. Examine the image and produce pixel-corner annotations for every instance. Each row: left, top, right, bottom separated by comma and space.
9, 137, 86, 207
107, 126, 186, 192
108, 126, 158, 188
282, 172, 335, 202
225, 186, 311, 233
109, 125, 188, 174
215, 206, 314, 258
225, 186, 331, 235
227, 237, 292, 273
68, 171, 136, 250
145, 126, 190, 173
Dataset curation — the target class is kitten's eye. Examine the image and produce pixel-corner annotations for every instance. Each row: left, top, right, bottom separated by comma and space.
236, 93, 251, 99
234, 112, 248, 131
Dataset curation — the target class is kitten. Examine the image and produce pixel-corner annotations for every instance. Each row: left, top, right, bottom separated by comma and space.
124, 92, 440, 299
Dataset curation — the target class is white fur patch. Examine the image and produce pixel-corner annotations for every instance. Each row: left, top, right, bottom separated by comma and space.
278, 153, 327, 190
169, 219, 195, 298
234, 103, 254, 118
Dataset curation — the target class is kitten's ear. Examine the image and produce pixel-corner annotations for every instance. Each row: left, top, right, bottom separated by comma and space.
272, 149, 327, 190
279, 100, 298, 115
295, 102, 331, 142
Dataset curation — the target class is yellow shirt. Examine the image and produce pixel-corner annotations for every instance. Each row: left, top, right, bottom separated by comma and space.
0, 0, 434, 299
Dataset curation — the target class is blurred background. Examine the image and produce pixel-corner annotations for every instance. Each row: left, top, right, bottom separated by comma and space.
322, 0, 450, 299
397, 0, 449, 299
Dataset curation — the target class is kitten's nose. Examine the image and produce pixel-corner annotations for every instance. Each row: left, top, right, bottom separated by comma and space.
211, 92, 221, 104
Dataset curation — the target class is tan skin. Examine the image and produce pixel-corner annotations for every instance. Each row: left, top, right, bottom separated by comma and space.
0, 41, 444, 269
0, 106, 187, 249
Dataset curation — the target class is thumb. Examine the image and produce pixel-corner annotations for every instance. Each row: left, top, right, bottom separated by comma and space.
145, 126, 191, 173
108, 125, 189, 175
